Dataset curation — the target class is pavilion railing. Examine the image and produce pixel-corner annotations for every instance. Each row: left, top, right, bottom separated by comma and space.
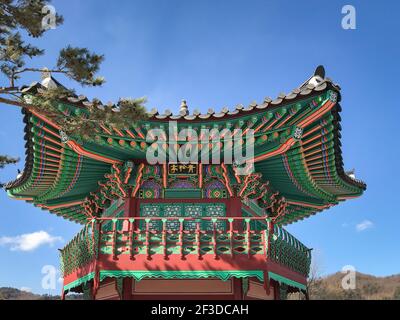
60, 217, 311, 278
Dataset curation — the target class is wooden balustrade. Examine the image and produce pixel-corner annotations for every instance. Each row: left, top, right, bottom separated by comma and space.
60, 216, 311, 277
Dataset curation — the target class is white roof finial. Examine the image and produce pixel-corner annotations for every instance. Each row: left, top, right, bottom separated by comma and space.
40, 67, 58, 89
179, 99, 189, 116
41, 67, 51, 80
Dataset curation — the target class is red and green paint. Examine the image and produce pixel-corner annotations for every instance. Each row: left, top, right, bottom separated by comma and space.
5, 69, 366, 299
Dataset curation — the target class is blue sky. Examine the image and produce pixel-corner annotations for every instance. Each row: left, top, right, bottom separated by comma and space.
0, 0, 399, 294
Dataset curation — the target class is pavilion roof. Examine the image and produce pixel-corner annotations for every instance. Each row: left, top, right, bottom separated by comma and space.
5, 66, 366, 224
18, 66, 340, 121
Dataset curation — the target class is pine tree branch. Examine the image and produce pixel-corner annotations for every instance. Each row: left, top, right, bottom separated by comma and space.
0, 95, 27, 109
0, 87, 19, 93
13, 67, 67, 76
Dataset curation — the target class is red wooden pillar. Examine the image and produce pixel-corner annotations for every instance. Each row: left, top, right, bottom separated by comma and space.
232, 278, 243, 300
124, 190, 137, 217
122, 191, 137, 300
92, 267, 100, 299
273, 280, 281, 300
263, 271, 271, 296
123, 192, 139, 234
88, 284, 94, 300
123, 278, 133, 300
226, 196, 242, 230
92, 219, 102, 299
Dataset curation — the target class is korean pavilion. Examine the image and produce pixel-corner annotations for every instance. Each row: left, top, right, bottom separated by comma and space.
5, 66, 366, 300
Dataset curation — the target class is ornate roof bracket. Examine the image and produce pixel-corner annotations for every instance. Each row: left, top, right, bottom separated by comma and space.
81, 161, 138, 217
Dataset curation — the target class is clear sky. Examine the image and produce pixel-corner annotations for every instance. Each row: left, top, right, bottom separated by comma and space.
0, 0, 399, 294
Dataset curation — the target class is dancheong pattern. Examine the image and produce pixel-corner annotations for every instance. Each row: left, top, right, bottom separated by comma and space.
6, 67, 365, 298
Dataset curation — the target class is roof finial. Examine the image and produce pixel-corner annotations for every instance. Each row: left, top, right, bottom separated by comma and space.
346, 169, 356, 179
306, 65, 325, 87
179, 99, 189, 116
40, 67, 60, 89
41, 67, 51, 80
314, 65, 325, 79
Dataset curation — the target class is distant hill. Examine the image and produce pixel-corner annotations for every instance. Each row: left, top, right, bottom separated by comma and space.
307, 272, 400, 300
2, 273, 400, 300
0, 287, 82, 300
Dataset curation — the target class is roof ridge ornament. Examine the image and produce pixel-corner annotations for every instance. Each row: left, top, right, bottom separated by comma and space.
314, 65, 325, 78
179, 99, 189, 116
40, 67, 61, 90
299, 65, 326, 90
41, 67, 51, 80
346, 169, 356, 179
